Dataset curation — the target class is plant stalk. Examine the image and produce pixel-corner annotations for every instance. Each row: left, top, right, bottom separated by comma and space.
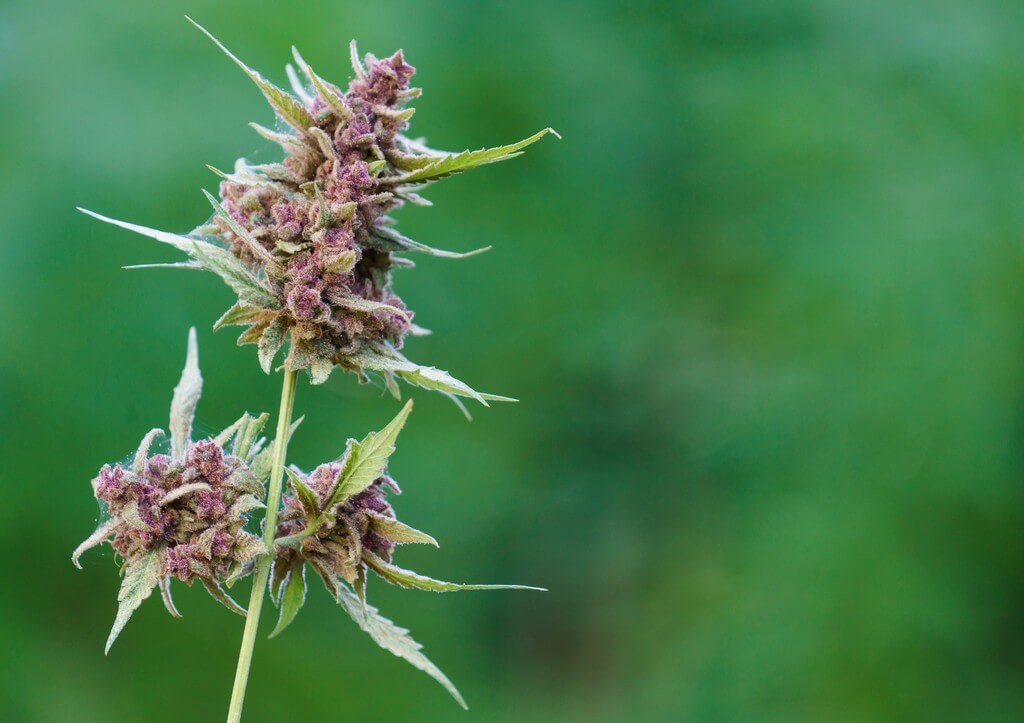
226, 369, 298, 723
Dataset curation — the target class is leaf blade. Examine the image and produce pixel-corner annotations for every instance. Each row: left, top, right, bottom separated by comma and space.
326, 400, 413, 509
269, 563, 307, 638
105, 549, 163, 654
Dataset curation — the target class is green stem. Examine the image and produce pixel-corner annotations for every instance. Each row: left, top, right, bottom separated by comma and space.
226, 369, 298, 723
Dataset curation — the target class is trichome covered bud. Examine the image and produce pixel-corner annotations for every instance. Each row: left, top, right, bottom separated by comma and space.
262, 400, 541, 707
80, 19, 556, 406
73, 329, 277, 652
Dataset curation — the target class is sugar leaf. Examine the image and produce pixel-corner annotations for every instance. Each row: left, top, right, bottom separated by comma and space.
169, 328, 202, 461
363, 552, 544, 593
77, 208, 280, 309
313, 562, 467, 709
202, 577, 248, 616
106, 549, 163, 654
258, 316, 289, 374
202, 189, 283, 274
383, 128, 559, 185
72, 517, 119, 569
132, 428, 165, 475
325, 400, 413, 509
368, 225, 490, 259
186, 17, 314, 135
285, 468, 320, 518
269, 563, 307, 638
365, 511, 438, 547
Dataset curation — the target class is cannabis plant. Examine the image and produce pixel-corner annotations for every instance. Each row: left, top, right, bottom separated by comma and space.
74, 18, 555, 721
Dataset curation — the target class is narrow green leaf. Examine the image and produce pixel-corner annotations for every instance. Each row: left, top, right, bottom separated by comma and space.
269, 563, 307, 638
123, 261, 202, 271
319, 566, 467, 709
285, 468, 320, 518
106, 549, 163, 654
293, 47, 353, 121
364, 552, 544, 593
72, 517, 119, 569
368, 225, 490, 259
132, 428, 164, 475
213, 304, 274, 332
78, 208, 280, 309
188, 242, 280, 309
202, 189, 283, 274
326, 400, 413, 509
233, 413, 270, 459
169, 328, 202, 462
202, 577, 248, 616
324, 291, 411, 321
187, 17, 315, 135
258, 316, 289, 374
344, 344, 506, 407
382, 128, 559, 185
159, 576, 182, 618
365, 511, 438, 547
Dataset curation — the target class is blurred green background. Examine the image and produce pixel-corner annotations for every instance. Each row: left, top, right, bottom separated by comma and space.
2, 0, 1024, 720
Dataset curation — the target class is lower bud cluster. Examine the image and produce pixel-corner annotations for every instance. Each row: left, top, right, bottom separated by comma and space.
92, 438, 265, 588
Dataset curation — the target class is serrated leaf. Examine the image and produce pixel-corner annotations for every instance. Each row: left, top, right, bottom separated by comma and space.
382, 128, 558, 185
132, 428, 165, 475
79, 208, 280, 309
258, 316, 289, 374
169, 328, 202, 461
269, 562, 307, 638
233, 413, 270, 459
292, 46, 353, 121
368, 225, 489, 260
308, 355, 334, 385
285, 468, 320, 518
202, 190, 283, 274
324, 291, 410, 321
187, 17, 314, 135
213, 303, 276, 332
316, 564, 466, 709
343, 344, 504, 407
363, 551, 544, 593
326, 400, 413, 509
106, 549, 163, 654
365, 511, 438, 547
202, 577, 248, 616
189, 242, 281, 308
228, 495, 266, 522
72, 517, 119, 569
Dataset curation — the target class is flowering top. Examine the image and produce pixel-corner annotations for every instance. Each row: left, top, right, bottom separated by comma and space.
80, 19, 556, 406
263, 400, 541, 707
73, 330, 275, 653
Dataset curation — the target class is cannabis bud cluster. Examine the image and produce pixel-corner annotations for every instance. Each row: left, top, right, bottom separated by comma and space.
73, 330, 275, 652
82, 18, 555, 399
76, 19, 553, 712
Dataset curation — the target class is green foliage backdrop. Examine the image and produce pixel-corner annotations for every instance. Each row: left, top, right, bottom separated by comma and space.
2, 0, 1023, 720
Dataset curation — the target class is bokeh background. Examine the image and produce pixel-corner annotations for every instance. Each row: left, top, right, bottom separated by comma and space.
2, 0, 1024, 720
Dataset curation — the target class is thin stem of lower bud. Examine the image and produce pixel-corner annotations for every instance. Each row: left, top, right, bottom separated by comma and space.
226, 369, 298, 723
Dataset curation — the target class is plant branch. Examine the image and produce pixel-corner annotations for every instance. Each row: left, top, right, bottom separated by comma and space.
226, 369, 298, 723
